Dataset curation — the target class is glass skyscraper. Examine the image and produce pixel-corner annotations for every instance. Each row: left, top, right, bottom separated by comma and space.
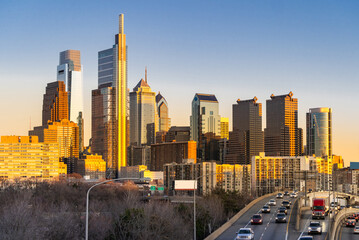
306, 108, 332, 157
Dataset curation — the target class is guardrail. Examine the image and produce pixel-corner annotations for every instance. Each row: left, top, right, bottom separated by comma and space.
330, 207, 358, 240
204, 192, 279, 240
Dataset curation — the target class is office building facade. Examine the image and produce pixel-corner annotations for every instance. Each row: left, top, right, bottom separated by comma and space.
220, 117, 229, 139
227, 97, 264, 164
42, 81, 69, 126
306, 107, 332, 157
156, 92, 171, 132
264, 92, 303, 156
0, 136, 62, 180
57, 50, 84, 152
92, 85, 117, 178
150, 141, 197, 171
130, 76, 158, 146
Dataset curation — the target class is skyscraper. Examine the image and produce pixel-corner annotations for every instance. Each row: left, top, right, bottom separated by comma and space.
226, 97, 264, 164
129, 73, 158, 146
92, 14, 127, 177
220, 117, 229, 139
156, 91, 171, 132
57, 50, 84, 152
306, 108, 332, 157
116, 14, 128, 170
92, 85, 117, 178
190, 93, 221, 160
190, 93, 221, 142
42, 81, 68, 126
264, 92, 303, 156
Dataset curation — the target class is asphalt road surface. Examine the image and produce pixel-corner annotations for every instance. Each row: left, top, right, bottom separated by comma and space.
337, 219, 359, 239
217, 194, 300, 240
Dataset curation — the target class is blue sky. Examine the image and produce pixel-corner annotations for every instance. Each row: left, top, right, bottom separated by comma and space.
0, 0, 358, 164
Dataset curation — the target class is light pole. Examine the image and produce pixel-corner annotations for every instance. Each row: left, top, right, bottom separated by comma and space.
85, 177, 148, 240
193, 172, 231, 240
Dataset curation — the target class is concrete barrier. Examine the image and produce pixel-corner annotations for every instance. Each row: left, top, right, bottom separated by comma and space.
330, 207, 358, 240
204, 192, 279, 240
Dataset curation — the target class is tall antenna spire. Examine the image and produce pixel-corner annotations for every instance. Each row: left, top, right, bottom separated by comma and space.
145, 66, 147, 83
119, 14, 124, 34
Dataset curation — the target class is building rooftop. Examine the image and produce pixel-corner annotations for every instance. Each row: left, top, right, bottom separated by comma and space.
133, 78, 150, 91
350, 162, 359, 170
195, 93, 218, 102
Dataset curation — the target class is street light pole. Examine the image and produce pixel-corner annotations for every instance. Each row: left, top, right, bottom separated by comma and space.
193, 172, 231, 240
85, 177, 145, 240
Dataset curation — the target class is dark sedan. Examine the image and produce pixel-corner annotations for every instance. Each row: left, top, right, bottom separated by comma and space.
275, 213, 286, 223
251, 214, 263, 225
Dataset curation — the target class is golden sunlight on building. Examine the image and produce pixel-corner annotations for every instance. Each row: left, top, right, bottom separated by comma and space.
84, 154, 106, 179
0, 136, 60, 180
220, 117, 229, 139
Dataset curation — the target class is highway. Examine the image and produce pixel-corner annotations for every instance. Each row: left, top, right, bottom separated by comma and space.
217, 194, 300, 240
295, 209, 331, 240
337, 217, 359, 240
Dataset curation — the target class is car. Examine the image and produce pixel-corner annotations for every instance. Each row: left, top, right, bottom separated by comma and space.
251, 214, 263, 225
261, 205, 271, 213
290, 193, 297, 198
276, 213, 287, 223
353, 213, 359, 222
277, 193, 284, 198
235, 228, 254, 240
298, 236, 313, 240
354, 226, 359, 234
308, 189, 313, 193
278, 206, 288, 215
268, 199, 277, 206
346, 219, 356, 227
282, 200, 291, 209
284, 191, 289, 196
308, 221, 322, 234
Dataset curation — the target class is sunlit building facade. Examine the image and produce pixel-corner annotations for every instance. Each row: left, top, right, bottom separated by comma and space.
220, 117, 229, 139
150, 141, 197, 171
190, 93, 221, 160
264, 92, 303, 156
84, 154, 106, 179
29, 119, 79, 159
57, 50, 84, 152
156, 92, 171, 132
306, 107, 332, 157
130, 76, 158, 146
0, 136, 61, 180
42, 81, 69, 126
93, 14, 128, 177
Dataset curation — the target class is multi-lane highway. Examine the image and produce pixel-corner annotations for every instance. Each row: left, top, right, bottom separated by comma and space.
336, 216, 359, 240
295, 209, 331, 240
217, 194, 300, 240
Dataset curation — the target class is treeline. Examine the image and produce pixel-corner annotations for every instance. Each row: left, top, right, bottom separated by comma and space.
0, 180, 253, 240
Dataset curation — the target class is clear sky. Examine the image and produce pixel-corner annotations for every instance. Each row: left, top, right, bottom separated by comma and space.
0, 0, 358, 165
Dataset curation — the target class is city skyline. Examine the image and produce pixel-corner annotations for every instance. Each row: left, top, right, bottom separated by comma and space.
0, 1, 358, 164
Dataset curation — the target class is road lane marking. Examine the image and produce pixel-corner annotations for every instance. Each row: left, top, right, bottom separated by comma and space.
298, 212, 312, 238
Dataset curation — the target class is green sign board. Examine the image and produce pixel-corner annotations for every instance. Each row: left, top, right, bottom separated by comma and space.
150, 186, 156, 191
158, 187, 164, 191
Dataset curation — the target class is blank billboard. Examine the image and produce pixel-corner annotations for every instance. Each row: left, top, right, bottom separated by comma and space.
174, 180, 197, 190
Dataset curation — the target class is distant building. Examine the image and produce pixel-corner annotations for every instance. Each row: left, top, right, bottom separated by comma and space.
190, 93, 221, 160
306, 108, 332, 157
56, 50, 84, 152
264, 92, 303, 156
156, 92, 171, 132
84, 154, 106, 179
0, 136, 63, 180
164, 160, 251, 195
42, 81, 68, 126
130, 73, 158, 146
165, 126, 191, 143
333, 166, 359, 195
120, 165, 163, 182
29, 119, 79, 159
226, 97, 263, 164
63, 158, 85, 176
150, 141, 197, 171
128, 145, 151, 167
91, 84, 117, 178
220, 117, 229, 139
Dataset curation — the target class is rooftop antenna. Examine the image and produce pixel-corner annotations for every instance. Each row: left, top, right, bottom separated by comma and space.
145, 66, 147, 83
